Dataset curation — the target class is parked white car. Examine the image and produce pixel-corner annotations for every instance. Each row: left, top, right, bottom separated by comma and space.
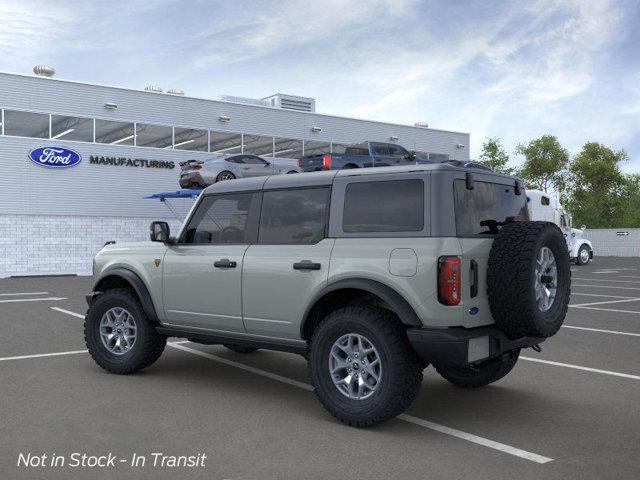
527, 190, 593, 265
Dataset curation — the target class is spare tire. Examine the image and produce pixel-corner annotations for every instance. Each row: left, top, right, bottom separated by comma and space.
487, 221, 570, 339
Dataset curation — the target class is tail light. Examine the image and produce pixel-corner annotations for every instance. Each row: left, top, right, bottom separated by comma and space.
192, 164, 202, 170
297, 159, 302, 167
438, 256, 461, 305
322, 153, 331, 169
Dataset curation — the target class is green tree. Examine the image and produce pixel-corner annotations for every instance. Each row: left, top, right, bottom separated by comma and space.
619, 174, 640, 228
515, 135, 569, 193
478, 137, 514, 174
566, 142, 628, 228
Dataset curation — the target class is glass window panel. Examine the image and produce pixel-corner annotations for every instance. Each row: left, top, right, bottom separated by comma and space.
303, 140, 331, 156
259, 188, 329, 244
95, 119, 135, 145
173, 127, 208, 151
331, 143, 349, 154
4, 110, 49, 138
50, 115, 93, 142
210, 131, 242, 154
183, 193, 256, 244
135, 123, 173, 148
273, 137, 303, 158
243, 134, 274, 156
343, 180, 424, 233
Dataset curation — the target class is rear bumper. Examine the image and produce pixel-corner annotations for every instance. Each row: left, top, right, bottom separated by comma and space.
407, 325, 545, 367
179, 172, 206, 188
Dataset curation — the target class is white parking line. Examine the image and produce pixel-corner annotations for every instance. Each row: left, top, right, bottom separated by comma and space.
573, 277, 640, 284
0, 350, 87, 362
0, 297, 67, 304
0, 292, 49, 296
617, 275, 640, 280
169, 343, 553, 464
570, 298, 640, 307
573, 284, 640, 291
569, 305, 640, 315
571, 292, 638, 299
51, 307, 86, 319
562, 325, 640, 337
521, 357, 640, 381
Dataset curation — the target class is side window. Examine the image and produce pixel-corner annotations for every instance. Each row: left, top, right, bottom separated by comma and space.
259, 188, 329, 244
226, 156, 244, 164
388, 145, 409, 158
182, 193, 257, 244
343, 180, 424, 232
541, 196, 550, 206
373, 144, 390, 156
243, 155, 267, 165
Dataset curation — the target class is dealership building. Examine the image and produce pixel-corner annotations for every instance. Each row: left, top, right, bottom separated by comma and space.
0, 68, 470, 277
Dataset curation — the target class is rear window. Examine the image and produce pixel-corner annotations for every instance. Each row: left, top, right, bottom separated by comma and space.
454, 180, 529, 236
343, 179, 424, 232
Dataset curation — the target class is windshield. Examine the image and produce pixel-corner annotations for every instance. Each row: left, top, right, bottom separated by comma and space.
454, 180, 529, 236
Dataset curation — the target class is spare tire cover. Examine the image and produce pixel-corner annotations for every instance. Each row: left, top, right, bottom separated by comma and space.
487, 221, 571, 339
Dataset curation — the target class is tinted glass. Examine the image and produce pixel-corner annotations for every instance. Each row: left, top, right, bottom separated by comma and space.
373, 144, 390, 156
454, 180, 529, 236
259, 188, 329, 244
51, 115, 93, 142
343, 180, 424, 232
243, 155, 267, 165
136, 123, 173, 148
95, 119, 135, 145
541, 196, 550, 205
173, 127, 208, 151
388, 145, 407, 158
183, 193, 256, 244
4, 110, 49, 138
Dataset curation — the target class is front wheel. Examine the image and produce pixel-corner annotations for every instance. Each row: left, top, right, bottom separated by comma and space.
434, 350, 520, 388
308, 307, 423, 427
84, 288, 166, 374
576, 245, 591, 265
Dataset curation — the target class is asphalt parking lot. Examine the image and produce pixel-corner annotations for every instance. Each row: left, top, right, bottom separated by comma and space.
1, 257, 640, 480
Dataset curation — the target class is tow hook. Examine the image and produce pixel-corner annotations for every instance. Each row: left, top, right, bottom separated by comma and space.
530, 344, 542, 353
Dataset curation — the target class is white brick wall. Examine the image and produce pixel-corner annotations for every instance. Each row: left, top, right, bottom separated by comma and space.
0, 214, 183, 277
583, 228, 640, 257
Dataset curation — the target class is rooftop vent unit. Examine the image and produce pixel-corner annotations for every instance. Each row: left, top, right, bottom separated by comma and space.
217, 95, 270, 107
144, 85, 163, 93
33, 65, 55, 78
262, 93, 316, 113
167, 88, 185, 96
414, 122, 429, 128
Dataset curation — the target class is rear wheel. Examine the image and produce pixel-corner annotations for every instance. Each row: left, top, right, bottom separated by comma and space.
216, 171, 236, 182
309, 306, 423, 427
84, 288, 166, 374
434, 350, 520, 388
223, 344, 259, 354
576, 245, 591, 265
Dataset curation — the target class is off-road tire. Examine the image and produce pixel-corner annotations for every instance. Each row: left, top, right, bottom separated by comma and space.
434, 349, 520, 388
84, 288, 166, 374
487, 221, 571, 339
308, 306, 423, 427
223, 344, 260, 354
576, 245, 591, 266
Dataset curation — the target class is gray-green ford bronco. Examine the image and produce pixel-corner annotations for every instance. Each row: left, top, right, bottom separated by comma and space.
85, 163, 571, 426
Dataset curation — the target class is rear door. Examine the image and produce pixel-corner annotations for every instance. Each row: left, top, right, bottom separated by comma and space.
453, 179, 529, 328
242, 187, 334, 339
371, 143, 394, 167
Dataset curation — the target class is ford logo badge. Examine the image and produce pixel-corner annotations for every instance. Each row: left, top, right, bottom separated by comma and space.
28, 146, 82, 168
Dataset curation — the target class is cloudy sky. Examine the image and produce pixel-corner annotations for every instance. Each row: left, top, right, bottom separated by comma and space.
1, 0, 638, 171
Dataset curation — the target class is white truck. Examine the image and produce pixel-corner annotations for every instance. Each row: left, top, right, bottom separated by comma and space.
526, 190, 593, 265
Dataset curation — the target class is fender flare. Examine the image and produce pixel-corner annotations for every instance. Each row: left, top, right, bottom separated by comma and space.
301, 278, 422, 338
92, 268, 159, 322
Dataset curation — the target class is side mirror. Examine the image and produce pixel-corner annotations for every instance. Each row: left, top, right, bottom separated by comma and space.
581, 225, 586, 230
150, 221, 170, 243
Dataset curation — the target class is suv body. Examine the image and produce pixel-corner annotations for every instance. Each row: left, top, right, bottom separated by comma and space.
297, 141, 428, 172
87, 163, 570, 426
179, 154, 300, 188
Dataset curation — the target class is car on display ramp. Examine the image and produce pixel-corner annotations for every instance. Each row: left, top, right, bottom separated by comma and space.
179, 154, 300, 188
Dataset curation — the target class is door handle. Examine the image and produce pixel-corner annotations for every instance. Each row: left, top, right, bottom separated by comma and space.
214, 258, 237, 268
470, 260, 478, 298
293, 260, 321, 271
242, 167, 250, 170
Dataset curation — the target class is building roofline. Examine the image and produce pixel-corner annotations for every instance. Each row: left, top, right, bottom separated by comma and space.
0, 70, 470, 137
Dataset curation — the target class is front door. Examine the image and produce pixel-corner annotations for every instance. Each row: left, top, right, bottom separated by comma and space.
162, 191, 260, 332
242, 187, 333, 340
239, 155, 274, 178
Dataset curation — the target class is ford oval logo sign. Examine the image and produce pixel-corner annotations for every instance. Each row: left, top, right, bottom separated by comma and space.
28, 146, 82, 168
